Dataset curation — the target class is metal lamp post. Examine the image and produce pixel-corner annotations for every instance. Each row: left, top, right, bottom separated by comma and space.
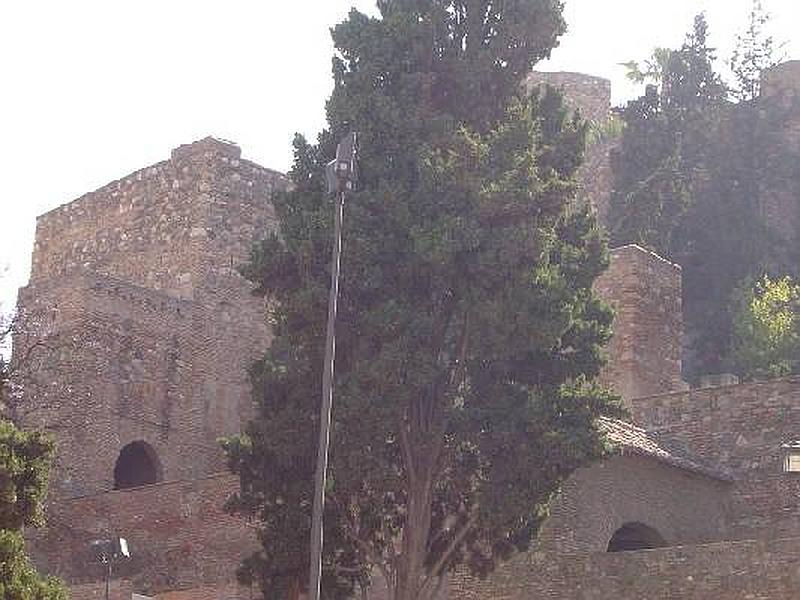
309, 132, 359, 600
91, 536, 131, 600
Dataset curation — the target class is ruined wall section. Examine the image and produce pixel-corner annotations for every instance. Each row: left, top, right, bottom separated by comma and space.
593, 245, 685, 403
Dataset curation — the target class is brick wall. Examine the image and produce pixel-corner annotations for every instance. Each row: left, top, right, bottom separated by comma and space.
29, 474, 255, 599
69, 580, 134, 600
593, 245, 686, 403
536, 455, 728, 554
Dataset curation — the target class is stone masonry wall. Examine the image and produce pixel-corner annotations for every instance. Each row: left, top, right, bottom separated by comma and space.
629, 377, 800, 540
29, 474, 255, 599
14, 138, 285, 498
30, 137, 286, 301
593, 245, 685, 403
577, 138, 615, 228
15, 271, 226, 496
449, 535, 800, 600
535, 455, 728, 554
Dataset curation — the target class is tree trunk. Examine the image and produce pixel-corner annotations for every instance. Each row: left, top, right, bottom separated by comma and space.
395, 476, 434, 600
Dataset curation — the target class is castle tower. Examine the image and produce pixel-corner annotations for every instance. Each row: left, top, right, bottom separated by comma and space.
525, 71, 615, 227
593, 245, 687, 403
13, 138, 287, 598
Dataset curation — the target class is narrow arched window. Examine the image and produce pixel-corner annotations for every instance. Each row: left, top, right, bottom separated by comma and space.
607, 522, 666, 552
113, 441, 162, 490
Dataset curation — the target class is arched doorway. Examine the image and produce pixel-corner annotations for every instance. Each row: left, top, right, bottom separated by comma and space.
113, 441, 162, 490
606, 522, 666, 552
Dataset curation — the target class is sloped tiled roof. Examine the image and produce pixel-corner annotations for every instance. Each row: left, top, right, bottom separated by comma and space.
598, 417, 732, 481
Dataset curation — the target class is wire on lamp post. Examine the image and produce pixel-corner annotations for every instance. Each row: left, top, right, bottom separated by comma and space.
309, 132, 358, 600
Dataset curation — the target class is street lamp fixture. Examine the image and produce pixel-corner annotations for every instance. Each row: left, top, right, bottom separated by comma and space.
310, 131, 358, 600
91, 537, 131, 600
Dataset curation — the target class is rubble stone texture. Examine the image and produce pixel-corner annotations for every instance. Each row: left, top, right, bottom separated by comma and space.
593, 244, 687, 404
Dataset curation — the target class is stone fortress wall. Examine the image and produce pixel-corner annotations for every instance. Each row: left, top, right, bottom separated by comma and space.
15, 138, 288, 598
16, 138, 288, 499
593, 245, 685, 402
14, 60, 800, 600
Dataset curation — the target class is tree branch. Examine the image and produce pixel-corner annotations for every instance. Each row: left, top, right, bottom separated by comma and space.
418, 511, 478, 600
348, 532, 394, 600
398, 420, 416, 488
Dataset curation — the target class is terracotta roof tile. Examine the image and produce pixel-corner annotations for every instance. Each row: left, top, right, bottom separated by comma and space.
598, 417, 732, 481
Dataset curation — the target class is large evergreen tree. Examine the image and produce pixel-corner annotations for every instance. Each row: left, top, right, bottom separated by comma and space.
224, 2, 621, 599
730, 0, 784, 102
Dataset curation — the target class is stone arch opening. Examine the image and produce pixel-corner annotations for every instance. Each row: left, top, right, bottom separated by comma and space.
113, 441, 162, 490
606, 522, 666, 552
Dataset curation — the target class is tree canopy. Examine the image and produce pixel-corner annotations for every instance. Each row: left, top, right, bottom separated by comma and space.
728, 275, 800, 380
730, 0, 784, 102
224, 2, 622, 599
608, 13, 791, 378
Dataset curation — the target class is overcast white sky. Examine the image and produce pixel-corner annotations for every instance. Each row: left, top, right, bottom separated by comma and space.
1, 0, 798, 316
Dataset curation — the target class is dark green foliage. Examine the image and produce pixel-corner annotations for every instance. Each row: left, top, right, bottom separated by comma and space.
609, 14, 783, 378
727, 275, 800, 380
225, 2, 623, 599
730, 0, 784, 102
0, 419, 66, 600
0, 528, 66, 600
0, 422, 55, 531
611, 15, 727, 259
0, 320, 66, 600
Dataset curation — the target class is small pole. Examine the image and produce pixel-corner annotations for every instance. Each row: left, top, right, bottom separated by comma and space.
309, 189, 346, 600
105, 554, 111, 600
308, 132, 357, 600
